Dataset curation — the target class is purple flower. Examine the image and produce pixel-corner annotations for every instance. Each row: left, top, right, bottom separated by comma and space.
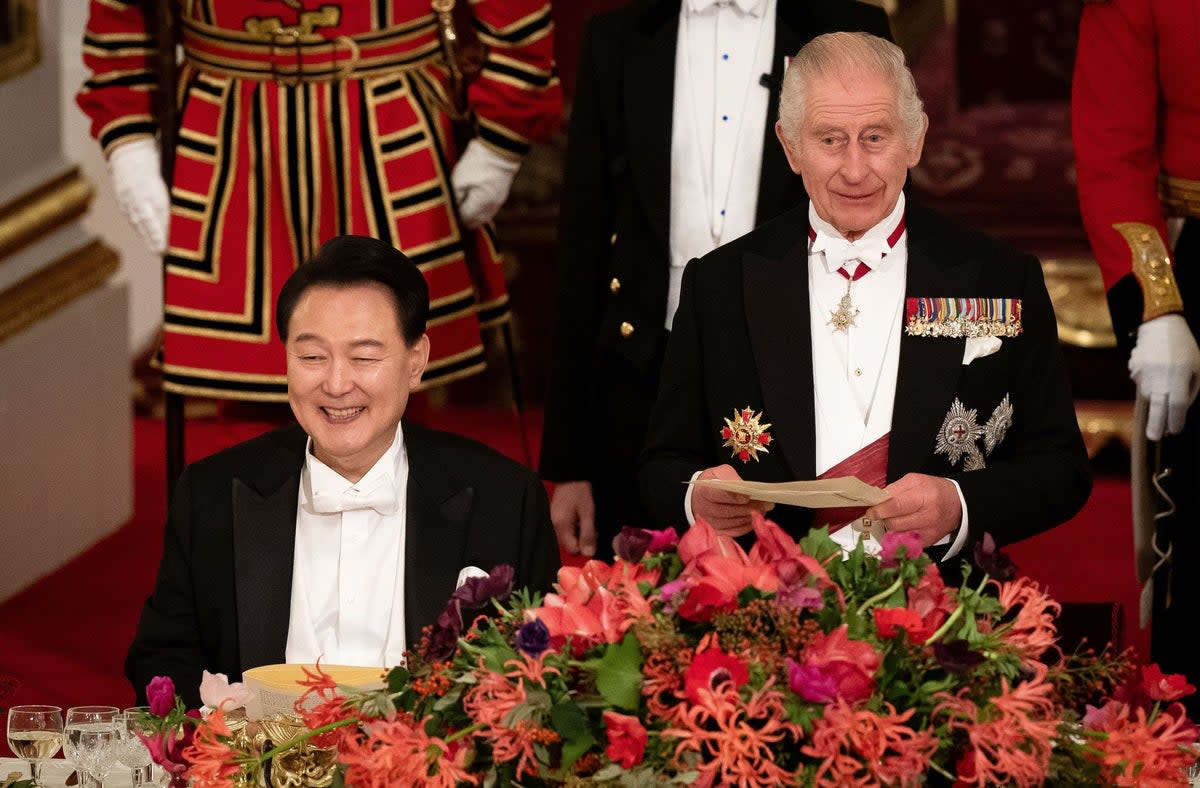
146, 676, 176, 716
423, 599, 465, 662
973, 533, 1017, 581
785, 658, 838, 704
613, 527, 652, 563
932, 640, 986, 673
658, 578, 690, 615
879, 531, 924, 567
515, 619, 550, 657
452, 564, 514, 609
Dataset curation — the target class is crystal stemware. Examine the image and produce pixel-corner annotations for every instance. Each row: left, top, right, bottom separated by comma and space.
6, 704, 63, 786
64, 706, 120, 788
116, 706, 155, 786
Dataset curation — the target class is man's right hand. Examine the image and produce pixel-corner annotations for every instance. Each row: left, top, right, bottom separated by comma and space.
550, 480, 597, 557
691, 464, 773, 538
1130, 313, 1200, 440
107, 137, 169, 255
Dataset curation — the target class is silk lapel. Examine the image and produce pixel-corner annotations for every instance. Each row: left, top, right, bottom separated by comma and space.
887, 203, 981, 480
232, 428, 306, 673
755, 1, 813, 225
402, 424, 473, 645
743, 214, 816, 481
626, 0, 681, 247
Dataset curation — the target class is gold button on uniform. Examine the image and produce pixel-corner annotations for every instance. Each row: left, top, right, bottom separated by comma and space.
620, 321, 635, 338
610, 277, 621, 294
610, 232, 618, 245
855, 368, 863, 377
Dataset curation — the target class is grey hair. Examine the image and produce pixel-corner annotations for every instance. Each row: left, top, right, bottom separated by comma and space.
778, 32, 926, 149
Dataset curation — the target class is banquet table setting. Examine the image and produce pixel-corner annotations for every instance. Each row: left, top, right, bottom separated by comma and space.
5, 704, 157, 788
1, 757, 155, 788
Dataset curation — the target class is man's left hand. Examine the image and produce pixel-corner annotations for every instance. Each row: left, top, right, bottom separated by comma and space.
450, 139, 521, 229
863, 473, 961, 547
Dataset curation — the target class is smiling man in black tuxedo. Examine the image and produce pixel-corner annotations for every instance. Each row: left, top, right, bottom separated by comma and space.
126, 236, 558, 707
639, 32, 1091, 568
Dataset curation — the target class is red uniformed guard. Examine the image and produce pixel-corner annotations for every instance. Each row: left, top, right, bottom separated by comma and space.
1072, 0, 1200, 716
78, 0, 561, 400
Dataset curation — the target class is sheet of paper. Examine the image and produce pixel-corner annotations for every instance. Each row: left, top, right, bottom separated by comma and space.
688, 476, 888, 508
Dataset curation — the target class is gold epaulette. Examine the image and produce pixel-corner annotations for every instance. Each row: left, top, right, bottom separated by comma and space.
1113, 222, 1185, 321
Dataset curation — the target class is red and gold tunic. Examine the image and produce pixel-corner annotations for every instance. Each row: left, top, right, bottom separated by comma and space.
78, 0, 561, 400
1072, 0, 1200, 295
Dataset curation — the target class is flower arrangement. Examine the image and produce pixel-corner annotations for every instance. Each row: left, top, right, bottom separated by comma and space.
146, 515, 1199, 787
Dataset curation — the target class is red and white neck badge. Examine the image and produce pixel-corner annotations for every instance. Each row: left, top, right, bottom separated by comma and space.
935, 394, 1013, 471
810, 214, 906, 333
721, 407, 772, 463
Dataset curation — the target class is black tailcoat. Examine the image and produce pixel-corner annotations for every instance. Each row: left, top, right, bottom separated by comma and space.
126, 423, 558, 706
639, 200, 1092, 561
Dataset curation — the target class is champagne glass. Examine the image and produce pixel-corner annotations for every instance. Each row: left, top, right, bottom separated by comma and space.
6, 705, 63, 786
64, 706, 119, 788
116, 707, 154, 786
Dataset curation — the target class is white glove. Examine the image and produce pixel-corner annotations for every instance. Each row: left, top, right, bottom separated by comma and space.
449, 139, 520, 230
107, 137, 169, 255
1130, 313, 1200, 440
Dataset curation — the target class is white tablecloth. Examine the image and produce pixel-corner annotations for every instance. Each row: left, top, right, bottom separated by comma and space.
1, 757, 146, 787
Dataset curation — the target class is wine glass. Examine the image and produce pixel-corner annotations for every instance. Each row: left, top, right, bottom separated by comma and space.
6, 705, 63, 786
116, 707, 155, 786
64, 706, 120, 788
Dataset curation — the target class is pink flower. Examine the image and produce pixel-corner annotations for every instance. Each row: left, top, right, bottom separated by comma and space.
603, 711, 648, 768
786, 658, 839, 703
646, 527, 680, 553
199, 671, 253, 711
879, 530, 924, 566
797, 625, 881, 704
678, 518, 748, 565
146, 676, 176, 716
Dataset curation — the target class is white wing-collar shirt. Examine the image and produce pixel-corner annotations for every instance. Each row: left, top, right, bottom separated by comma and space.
667, 0, 776, 328
808, 193, 969, 560
286, 422, 409, 667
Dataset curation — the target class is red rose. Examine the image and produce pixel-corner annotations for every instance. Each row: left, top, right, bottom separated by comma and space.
602, 711, 647, 768
800, 625, 880, 703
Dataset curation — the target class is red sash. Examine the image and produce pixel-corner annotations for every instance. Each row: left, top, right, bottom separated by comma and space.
814, 433, 889, 531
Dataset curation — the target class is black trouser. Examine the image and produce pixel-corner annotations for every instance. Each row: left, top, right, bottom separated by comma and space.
1150, 219, 1200, 719
587, 330, 670, 561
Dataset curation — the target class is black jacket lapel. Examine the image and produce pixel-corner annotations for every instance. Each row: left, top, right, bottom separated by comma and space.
887, 202, 981, 480
626, 0, 681, 247
403, 424, 472, 645
233, 429, 306, 672
743, 213, 816, 481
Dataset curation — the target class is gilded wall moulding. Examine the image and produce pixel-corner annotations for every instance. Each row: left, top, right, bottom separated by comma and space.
1040, 257, 1118, 349
0, 0, 40, 83
0, 168, 95, 264
0, 239, 118, 344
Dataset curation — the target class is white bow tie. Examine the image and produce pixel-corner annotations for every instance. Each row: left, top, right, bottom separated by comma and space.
310, 480, 399, 515
689, 0, 762, 15
811, 232, 889, 270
